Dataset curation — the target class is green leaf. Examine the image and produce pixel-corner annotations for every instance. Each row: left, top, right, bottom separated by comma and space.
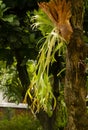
2, 14, 20, 26
83, 35, 88, 43
31, 9, 54, 36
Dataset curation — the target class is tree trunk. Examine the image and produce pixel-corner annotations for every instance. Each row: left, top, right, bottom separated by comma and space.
64, 29, 88, 130
37, 102, 64, 130
14, 49, 30, 99
64, 0, 88, 129
37, 110, 52, 130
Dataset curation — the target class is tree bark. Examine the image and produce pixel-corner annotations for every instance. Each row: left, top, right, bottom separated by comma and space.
64, 29, 88, 130
64, 0, 88, 130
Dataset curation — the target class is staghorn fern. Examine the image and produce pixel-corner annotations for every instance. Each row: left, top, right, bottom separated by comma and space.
24, 9, 66, 116
31, 9, 54, 36
38, 0, 73, 42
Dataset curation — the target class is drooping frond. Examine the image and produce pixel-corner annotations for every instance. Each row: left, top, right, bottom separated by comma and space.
24, 28, 65, 115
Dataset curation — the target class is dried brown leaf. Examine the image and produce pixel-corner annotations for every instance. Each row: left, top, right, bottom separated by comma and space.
38, 0, 73, 42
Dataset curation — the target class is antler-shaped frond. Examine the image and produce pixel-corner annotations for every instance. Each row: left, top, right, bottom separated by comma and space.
38, 0, 71, 26
38, 2, 57, 26
38, 0, 73, 42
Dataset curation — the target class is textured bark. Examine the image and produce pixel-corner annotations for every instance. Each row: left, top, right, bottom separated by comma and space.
64, 29, 88, 130
64, 0, 88, 130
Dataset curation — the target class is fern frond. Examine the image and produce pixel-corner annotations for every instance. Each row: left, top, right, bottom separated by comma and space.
25, 27, 65, 115
31, 9, 54, 36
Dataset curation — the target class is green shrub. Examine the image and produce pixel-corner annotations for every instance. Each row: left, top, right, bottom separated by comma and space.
0, 113, 43, 130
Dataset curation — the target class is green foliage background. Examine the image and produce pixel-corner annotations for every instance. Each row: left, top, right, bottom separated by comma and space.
0, 112, 43, 130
